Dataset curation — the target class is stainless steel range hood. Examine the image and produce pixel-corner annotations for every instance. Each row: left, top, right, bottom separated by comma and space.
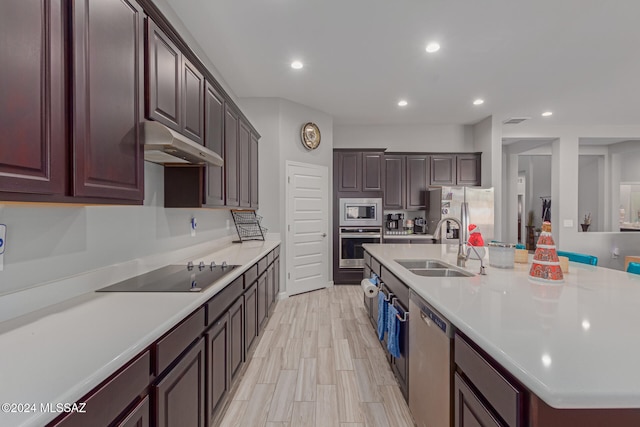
142, 121, 223, 166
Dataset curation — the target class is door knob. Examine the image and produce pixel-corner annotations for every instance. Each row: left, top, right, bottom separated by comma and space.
321, 233, 327, 237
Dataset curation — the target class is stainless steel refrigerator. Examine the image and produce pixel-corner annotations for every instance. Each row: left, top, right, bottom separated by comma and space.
427, 187, 495, 242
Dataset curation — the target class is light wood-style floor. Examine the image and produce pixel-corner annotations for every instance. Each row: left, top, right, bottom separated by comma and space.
219, 285, 415, 427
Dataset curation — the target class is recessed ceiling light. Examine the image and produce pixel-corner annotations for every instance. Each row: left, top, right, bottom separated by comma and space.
473, 99, 484, 106
542, 111, 553, 117
398, 100, 408, 107
425, 42, 440, 53
291, 60, 303, 70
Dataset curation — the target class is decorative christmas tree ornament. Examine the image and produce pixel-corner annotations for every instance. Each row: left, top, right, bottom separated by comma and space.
529, 221, 564, 283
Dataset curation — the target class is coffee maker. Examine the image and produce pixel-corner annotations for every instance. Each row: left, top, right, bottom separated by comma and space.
385, 213, 403, 230
413, 217, 427, 234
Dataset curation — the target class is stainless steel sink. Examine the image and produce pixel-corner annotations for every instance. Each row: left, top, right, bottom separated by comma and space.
395, 259, 451, 269
408, 268, 474, 278
395, 259, 474, 278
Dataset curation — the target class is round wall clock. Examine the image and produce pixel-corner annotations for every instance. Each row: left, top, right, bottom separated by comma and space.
301, 122, 321, 150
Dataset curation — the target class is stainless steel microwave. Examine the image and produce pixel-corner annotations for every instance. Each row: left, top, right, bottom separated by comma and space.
339, 198, 383, 227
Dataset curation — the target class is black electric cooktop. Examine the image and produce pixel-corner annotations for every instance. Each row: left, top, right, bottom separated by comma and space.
96, 263, 239, 293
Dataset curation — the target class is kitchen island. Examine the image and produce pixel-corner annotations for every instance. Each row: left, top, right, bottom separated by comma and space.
364, 243, 640, 426
0, 239, 280, 427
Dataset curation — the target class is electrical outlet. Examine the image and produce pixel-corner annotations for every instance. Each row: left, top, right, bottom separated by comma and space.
0, 224, 6, 271
612, 247, 619, 259
563, 219, 573, 228
190, 217, 197, 237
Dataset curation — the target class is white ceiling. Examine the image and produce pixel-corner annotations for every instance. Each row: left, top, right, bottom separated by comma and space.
165, 0, 640, 126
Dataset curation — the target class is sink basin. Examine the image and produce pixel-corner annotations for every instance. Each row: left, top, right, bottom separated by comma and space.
408, 268, 474, 278
395, 259, 451, 269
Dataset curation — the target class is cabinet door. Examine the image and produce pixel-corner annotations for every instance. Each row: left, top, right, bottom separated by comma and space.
337, 151, 361, 192
204, 82, 225, 206
454, 373, 503, 427
363, 152, 384, 191
431, 154, 456, 185
244, 282, 258, 355
250, 133, 259, 208
383, 155, 405, 209
274, 258, 280, 298
206, 312, 230, 423
238, 120, 251, 208
257, 272, 268, 331
228, 297, 244, 381
146, 20, 180, 132
154, 338, 206, 427
457, 154, 481, 186
0, 0, 66, 195
224, 106, 239, 206
390, 299, 409, 399
72, 0, 144, 201
181, 57, 204, 145
406, 155, 429, 209
116, 396, 149, 427
266, 264, 276, 313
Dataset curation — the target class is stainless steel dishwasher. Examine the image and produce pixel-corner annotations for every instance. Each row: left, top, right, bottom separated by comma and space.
408, 289, 454, 427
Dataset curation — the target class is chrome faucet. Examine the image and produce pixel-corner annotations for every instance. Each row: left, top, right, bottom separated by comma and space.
433, 216, 468, 267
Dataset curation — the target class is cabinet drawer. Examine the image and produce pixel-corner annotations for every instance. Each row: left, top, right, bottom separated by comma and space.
380, 266, 408, 307
267, 250, 274, 266
154, 307, 205, 375
257, 256, 268, 276
371, 257, 382, 277
363, 251, 372, 269
454, 333, 522, 427
206, 276, 244, 325
244, 264, 258, 288
54, 351, 150, 427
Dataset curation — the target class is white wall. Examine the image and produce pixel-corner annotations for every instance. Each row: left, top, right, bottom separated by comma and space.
240, 97, 334, 290
578, 155, 604, 231
502, 124, 640, 269
0, 163, 234, 295
620, 149, 640, 182
473, 116, 503, 239
333, 124, 474, 152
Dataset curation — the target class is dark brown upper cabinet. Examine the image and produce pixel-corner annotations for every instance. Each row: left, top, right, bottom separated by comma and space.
363, 152, 384, 191
457, 153, 482, 186
431, 154, 481, 186
335, 150, 384, 193
146, 19, 204, 146
250, 133, 259, 209
238, 120, 251, 208
336, 151, 361, 192
72, 0, 145, 201
383, 154, 428, 210
181, 58, 204, 145
204, 82, 225, 207
430, 154, 456, 185
0, 0, 66, 196
146, 19, 181, 132
383, 155, 405, 209
224, 106, 240, 207
406, 155, 429, 209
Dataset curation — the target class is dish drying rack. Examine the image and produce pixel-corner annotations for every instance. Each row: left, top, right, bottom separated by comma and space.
230, 209, 267, 242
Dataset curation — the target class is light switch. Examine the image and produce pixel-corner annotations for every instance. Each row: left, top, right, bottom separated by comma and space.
563, 219, 573, 228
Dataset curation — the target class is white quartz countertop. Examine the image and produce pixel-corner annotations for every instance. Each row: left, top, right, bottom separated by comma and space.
363, 243, 640, 409
382, 233, 434, 239
0, 240, 280, 427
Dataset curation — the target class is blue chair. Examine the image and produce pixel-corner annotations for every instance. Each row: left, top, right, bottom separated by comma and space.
556, 250, 598, 266
627, 262, 640, 275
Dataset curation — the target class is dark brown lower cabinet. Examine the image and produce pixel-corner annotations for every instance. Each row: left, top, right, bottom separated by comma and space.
153, 338, 206, 427
228, 297, 245, 381
117, 396, 150, 427
206, 312, 230, 424
257, 272, 268, 330
266, 264, 275, 314
454, 373, 502, 427
244, 282, 258, 355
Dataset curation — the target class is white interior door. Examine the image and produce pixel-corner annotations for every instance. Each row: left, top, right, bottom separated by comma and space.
286, 161, 329, 296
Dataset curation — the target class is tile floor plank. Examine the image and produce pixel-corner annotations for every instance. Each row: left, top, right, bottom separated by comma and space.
334, 338, 354, 371
336, 370, 364, 423
316, 384, 340, 427
295, 358, 318, 402
291, 401, 316, 427
317, 347, 336, 385
267, 370, 298, 422
239, 383, 276, 427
